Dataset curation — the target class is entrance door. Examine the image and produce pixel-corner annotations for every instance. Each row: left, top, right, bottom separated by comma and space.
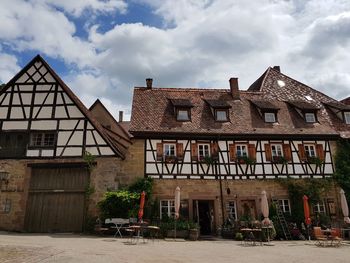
25, 166, 89, 232
193, 200, 214, 235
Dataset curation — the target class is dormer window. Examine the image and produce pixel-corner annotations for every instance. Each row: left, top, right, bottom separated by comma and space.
305, 112, 316, 123
286, 101, 319, 123
204, 99, 231, 122
177, 109, 190, 121
169, 99, 193, 122
215, 109, 228, 121
344, 112, 350, 124
264, 112, 276, 123
250, 100, 279, 123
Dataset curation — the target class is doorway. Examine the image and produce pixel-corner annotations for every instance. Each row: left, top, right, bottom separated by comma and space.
193, 200, 215, 235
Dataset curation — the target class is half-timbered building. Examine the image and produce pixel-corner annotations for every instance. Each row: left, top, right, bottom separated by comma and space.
130, 68, 349, 235
0, 55, 140, 232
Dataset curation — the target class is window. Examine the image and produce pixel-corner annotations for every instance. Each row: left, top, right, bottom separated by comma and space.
226, 201, 237, 220
215, 110, 228, 121
177, 109, 190, 121
198, 144, 210, 160
271, 144, 283, 157
164, 144, 176, 157
264, 112, 276, 123
30, 133, 56, 147
160, 200, 175, 219
305, 112, 316, 123
236, 144, 248, 158
314, 201, 326, 214
304, 145, 316, 157
278, 199, 291, 214
344, 112, 350, 124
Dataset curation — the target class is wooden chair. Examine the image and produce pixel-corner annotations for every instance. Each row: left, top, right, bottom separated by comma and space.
330, 228, 343, 247
313, 227, 328, 247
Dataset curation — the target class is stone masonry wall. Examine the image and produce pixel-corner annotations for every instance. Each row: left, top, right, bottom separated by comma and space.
152, 179, 339, 231
0, 139, 144, 232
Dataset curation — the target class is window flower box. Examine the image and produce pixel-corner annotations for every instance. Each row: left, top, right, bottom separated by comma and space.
236, 156, 256, 165
272, 156, 288, 164
199, 155, 215, 165
307, 156, 323, 166
164, 155, 178, 163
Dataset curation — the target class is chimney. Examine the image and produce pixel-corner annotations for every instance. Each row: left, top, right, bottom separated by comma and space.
119, 111, 123, 122
146, 78, 153, 89
229, 78, 240, 100
273, 66, 280, 72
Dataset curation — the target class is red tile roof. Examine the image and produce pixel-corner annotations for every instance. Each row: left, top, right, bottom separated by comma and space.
130, 67, 348, 138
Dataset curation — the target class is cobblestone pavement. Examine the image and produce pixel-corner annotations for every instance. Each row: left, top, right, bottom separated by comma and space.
0, 232, 349, 263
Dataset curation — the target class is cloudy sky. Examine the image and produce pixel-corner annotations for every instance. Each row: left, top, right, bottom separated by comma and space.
1, 0, 350, 120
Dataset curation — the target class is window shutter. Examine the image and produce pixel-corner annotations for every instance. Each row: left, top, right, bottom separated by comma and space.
248, 144, 256, 160
191, 143, 198, 161
283, 144, 292, 161
316, 144, 325, 161
298, 144, 306, 161
211, 142, 219, 158
229, 144, 236, 162
176, 143, 184, 161
264, 144, 272, 161
156, 143, 163, 161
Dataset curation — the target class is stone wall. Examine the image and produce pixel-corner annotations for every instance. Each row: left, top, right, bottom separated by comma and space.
0, 139, 145, 232
152, 178, 339, 231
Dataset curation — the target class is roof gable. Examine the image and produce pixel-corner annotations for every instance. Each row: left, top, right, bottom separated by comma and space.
0, 55, 121, 158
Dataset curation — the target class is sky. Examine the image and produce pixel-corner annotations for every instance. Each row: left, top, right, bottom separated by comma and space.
0, 0, 350, 120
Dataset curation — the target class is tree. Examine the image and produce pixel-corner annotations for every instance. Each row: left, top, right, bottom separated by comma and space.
334, 139, 350, 203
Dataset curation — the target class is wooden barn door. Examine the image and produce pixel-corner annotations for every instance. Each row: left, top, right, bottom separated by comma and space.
25, 166, 89, 233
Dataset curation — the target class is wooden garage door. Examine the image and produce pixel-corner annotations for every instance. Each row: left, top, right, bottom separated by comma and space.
25, 166, 89, 233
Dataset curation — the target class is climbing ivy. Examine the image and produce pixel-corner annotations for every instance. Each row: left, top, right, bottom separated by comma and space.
277, 178, 333, 225
333, 139, 350, 203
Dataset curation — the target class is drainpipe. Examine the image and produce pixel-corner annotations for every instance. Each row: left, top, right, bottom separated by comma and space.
215, 143, 225, 227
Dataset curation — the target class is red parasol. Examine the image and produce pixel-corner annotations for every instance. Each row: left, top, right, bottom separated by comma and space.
303, 195, 311, 225
138, 191, 146, 222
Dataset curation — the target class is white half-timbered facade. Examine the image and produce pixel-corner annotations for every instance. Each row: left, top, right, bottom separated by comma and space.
0, 55, 118, 158
130, 68, 348, 235
145, 139, 334, 179
0, 55, 127, 233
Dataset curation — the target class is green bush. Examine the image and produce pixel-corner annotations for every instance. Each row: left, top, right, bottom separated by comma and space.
98, 177, 154, 220
235, 232, 243, 241
98, 190, 140, 219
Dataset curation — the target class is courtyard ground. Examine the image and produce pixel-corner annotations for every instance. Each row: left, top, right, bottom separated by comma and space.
0, 232, 349, 263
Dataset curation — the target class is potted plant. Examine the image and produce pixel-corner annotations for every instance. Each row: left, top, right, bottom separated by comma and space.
199, 155, 215, 165
188, 221, 200, 241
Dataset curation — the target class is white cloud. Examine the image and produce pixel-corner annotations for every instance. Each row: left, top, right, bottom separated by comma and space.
1, 0, 350, 120
43, 0, 127, 16
0, 53, 21, 83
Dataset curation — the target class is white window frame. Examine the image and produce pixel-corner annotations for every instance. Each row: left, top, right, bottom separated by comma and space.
198, 143, 210, 160
163, 143, 176, 157
304, 144, 316, 158
271, 144, 283, 158
236, 144, 248, 158
314, 201, 326, 214
264, 112, 276, 123
226, 201, 237, 220
160, 200, 175, 219
215, 109, 228, 121
305, 112, 316, 123
29, 132, 56, 148
344, 112, 350, 124
177, 109, 190, 121
278, 199, 291, 214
